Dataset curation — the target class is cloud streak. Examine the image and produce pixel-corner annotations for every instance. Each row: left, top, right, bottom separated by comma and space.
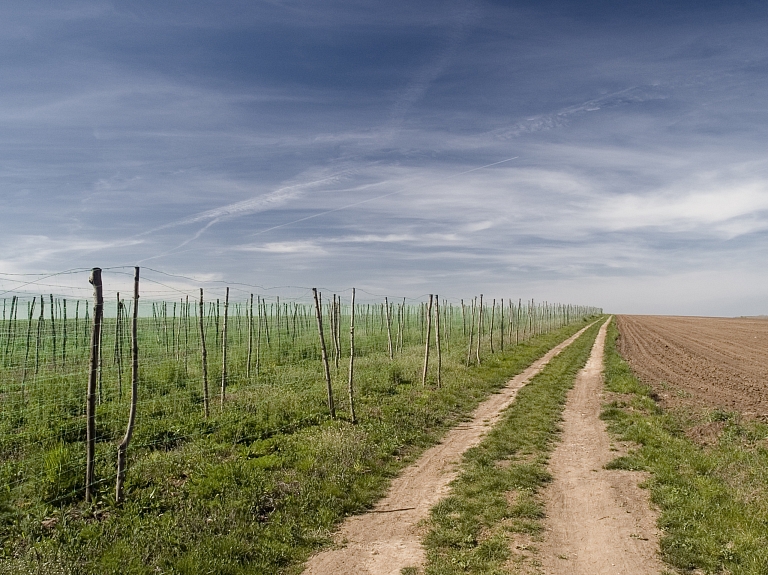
2, 0, 768, 314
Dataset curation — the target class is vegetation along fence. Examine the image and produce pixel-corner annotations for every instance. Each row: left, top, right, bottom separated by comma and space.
0, 267, 601, 515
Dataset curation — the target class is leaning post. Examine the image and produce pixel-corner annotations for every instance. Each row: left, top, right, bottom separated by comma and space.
313, 288, 335, 419
85, 268, 104, 503
116, 267, 139, 504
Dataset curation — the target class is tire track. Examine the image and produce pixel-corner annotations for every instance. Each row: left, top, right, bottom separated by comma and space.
540, 318, 664, 574
302, 322, 597, 575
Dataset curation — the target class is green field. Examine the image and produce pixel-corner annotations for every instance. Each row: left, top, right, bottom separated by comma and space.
0, 282, 598, 574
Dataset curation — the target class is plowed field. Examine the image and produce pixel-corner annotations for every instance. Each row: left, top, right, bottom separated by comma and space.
616, 315, 768, 417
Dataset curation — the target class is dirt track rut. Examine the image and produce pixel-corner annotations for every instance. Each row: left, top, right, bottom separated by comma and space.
302, 323, 595, 575
540, 319, 663, 575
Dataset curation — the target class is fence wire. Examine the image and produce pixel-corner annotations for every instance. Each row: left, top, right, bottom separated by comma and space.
0, 267, 601, 512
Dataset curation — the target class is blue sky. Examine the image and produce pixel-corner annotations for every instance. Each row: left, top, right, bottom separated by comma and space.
2, 0, 768, 314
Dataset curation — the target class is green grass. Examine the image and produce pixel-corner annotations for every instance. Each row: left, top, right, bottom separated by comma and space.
421, 319, 604, 575
0, 307, 598, 574
601, 318, 768, 574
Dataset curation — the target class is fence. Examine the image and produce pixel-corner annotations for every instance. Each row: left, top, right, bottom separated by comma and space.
0, 266, 601, 512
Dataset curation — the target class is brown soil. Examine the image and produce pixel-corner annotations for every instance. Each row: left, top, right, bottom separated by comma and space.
302, 323, 595, 575
616, 315, 768, 418
540, 319, 664, 574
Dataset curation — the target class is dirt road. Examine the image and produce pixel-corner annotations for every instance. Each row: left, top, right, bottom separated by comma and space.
617, 315, 768, 416
540, 319, 664, 575
302, 323, 595, 575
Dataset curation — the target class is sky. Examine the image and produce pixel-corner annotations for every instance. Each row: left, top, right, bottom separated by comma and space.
2, 0, 768, 315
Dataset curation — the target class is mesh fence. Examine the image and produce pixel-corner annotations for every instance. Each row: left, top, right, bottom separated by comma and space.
0, 266, 601, 510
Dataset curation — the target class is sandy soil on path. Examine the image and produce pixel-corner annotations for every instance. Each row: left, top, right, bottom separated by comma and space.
617, 315, 768, 417
302, 323, 596, 575
539, 319, 664, 575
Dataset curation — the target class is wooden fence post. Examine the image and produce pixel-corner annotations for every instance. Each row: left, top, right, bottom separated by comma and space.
422, 294, 433, 386
330, 295, 338, 370
116, 267, 139, 504
35, 296, 43, 376
221, 287, 229, 409
47, 294, 55, 369
62, 298, 67, 366
114, 293, 122, 400
313, 288, 335, 419
256, 296, 262, 377
348, 288, 357, 424
247, 294, 254, 380
490, 298, 495, 354
434, 294, 441, 388
499, 298, 504, 352
466, 297, 476, 366
85, 268, 104, 503
335, 296, 342, 368
199, 289, 209, 418
75, 300, 80, 351
476, 294, 483, 365
385, 297, 393, 360
21, 297, 36, 394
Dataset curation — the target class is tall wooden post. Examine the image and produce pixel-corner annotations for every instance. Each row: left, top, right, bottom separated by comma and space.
35, 296, 43, 376
247, 294, 254, 379
116, 267, 139, 504
490, 298, 495, 354
115, 293, 122, 400
348, 288, 357, 424
434, 294, 441, 388
85, 268, 104, 503
2, 297, 14, 365
75, 300, 79, 350
422, 294, 433, 386
499, 298, 504, 352
184, 295, 189, 375
330, 295, 338, 370
276, 296, 281, 360
199, 289, 209, 418
334, 296, 342, 368
385, 297, 393, 360
256, 296, 262, 377
313, 288, 335, 419
466, 297, 476, 366
220, 287, 229, 409
21, 297, 36, 392
61, 298, 67, 366
476, 294, 483, 365
49, 294, 56, 368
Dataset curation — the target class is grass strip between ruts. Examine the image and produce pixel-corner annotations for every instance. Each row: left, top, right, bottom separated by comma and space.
601, 318, 768, 574
420, 319, 603, 575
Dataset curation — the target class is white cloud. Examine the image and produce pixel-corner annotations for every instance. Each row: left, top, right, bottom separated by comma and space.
597, 180, 768, 237
235, 241, 327, 255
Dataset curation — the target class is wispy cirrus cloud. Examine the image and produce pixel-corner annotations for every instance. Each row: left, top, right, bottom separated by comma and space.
2, 0, 768, 314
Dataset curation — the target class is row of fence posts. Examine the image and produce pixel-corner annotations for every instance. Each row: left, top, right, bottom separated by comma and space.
79, 267, 595, 503
1, 290, 582, 387
82, 268, 361, 502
